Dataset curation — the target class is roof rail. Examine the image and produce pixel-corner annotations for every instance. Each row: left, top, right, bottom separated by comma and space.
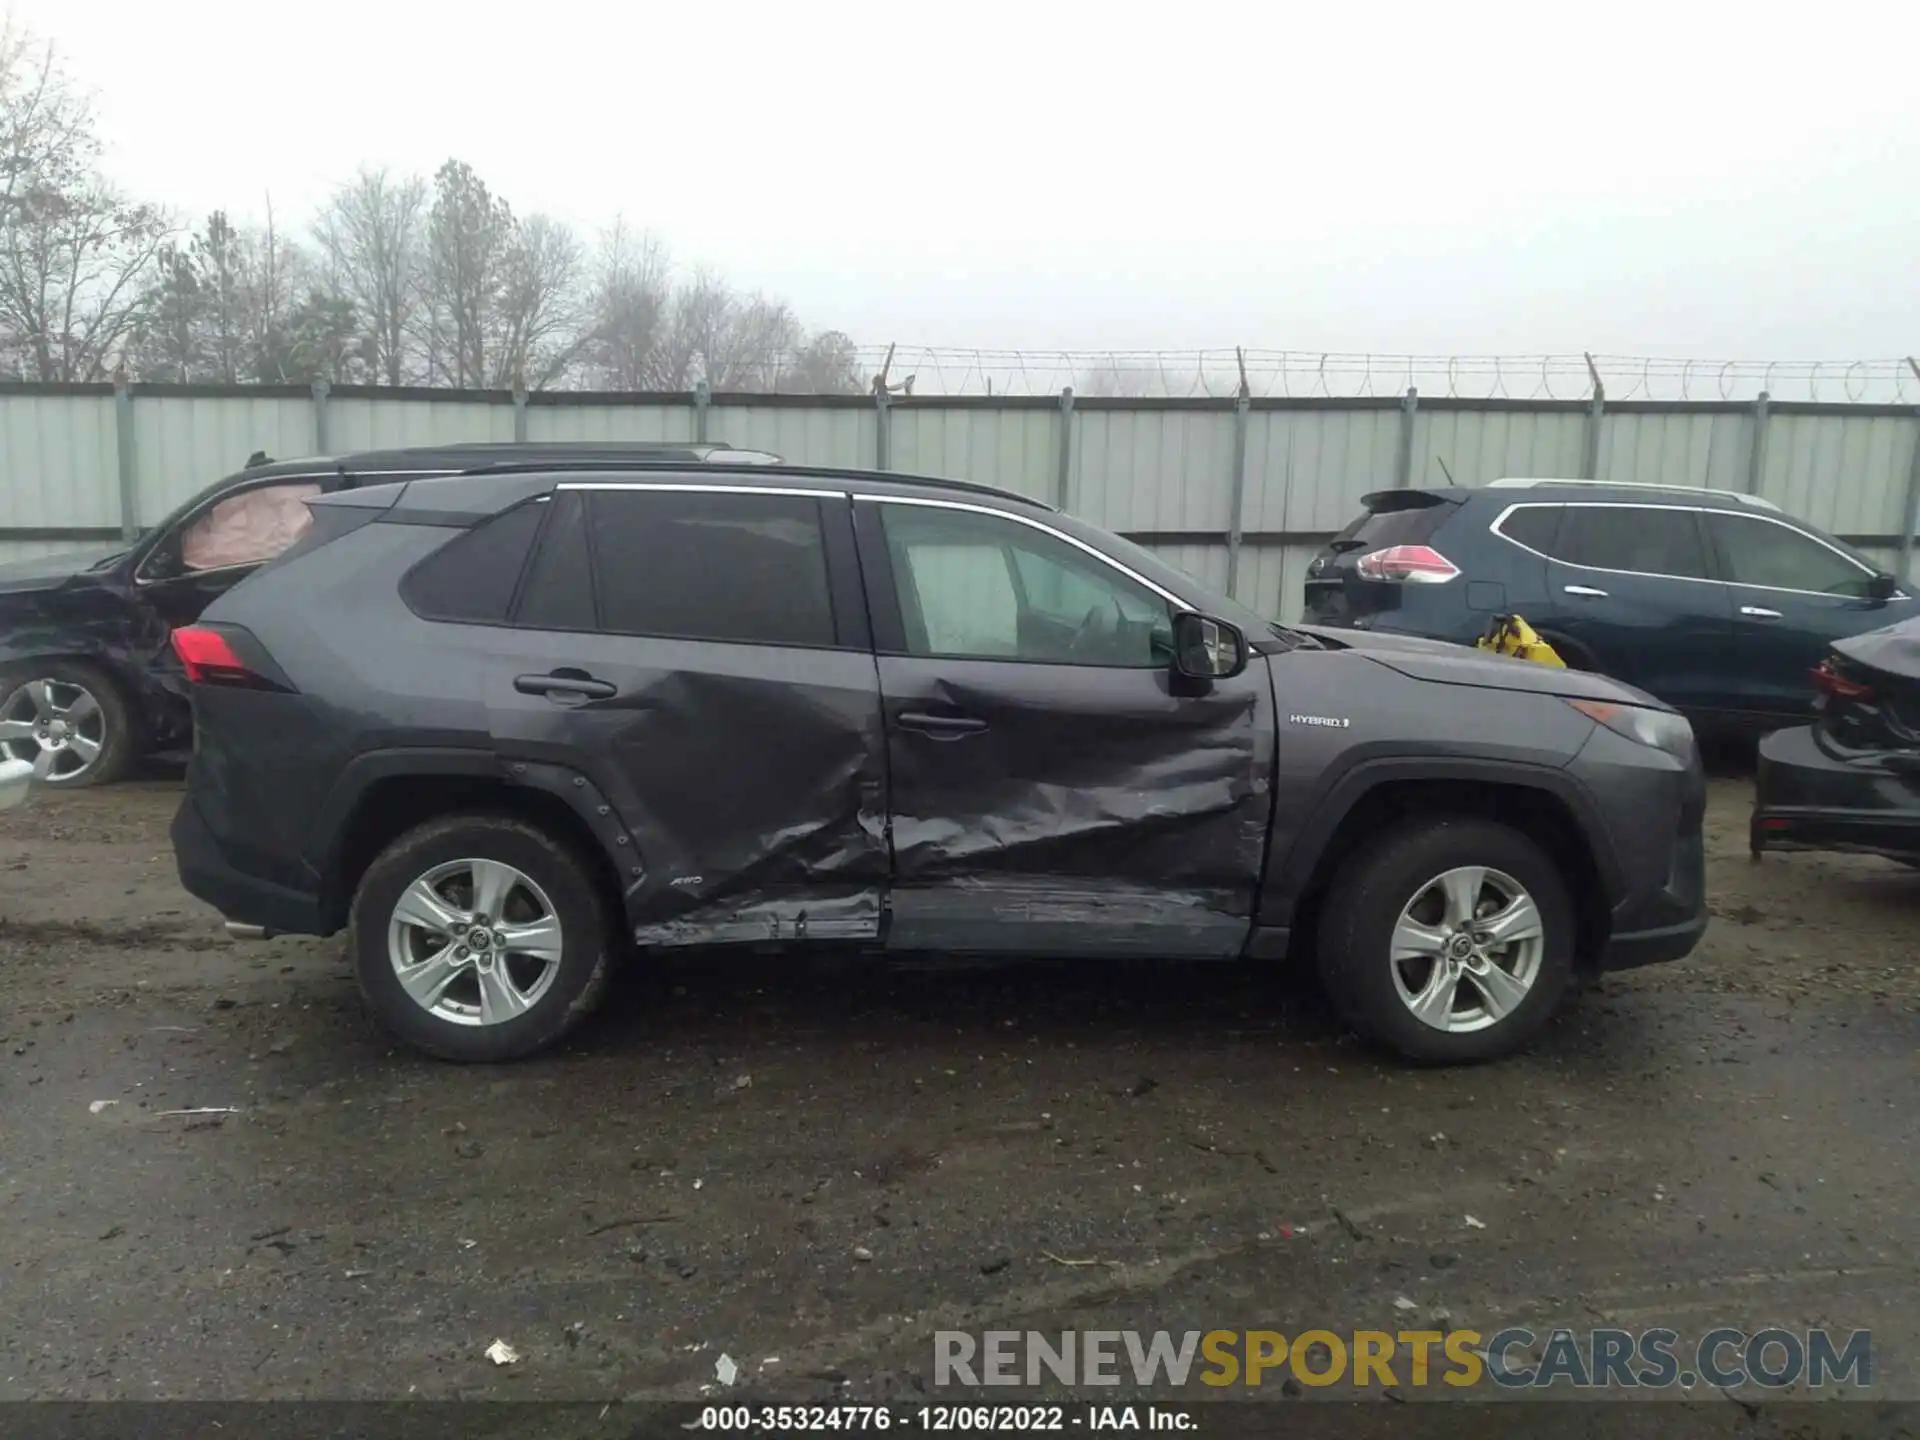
440, 458, 1058, 512
1484, 477, 1782, 512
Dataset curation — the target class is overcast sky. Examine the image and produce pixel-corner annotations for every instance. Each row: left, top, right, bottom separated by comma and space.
12, 0, 1919, 364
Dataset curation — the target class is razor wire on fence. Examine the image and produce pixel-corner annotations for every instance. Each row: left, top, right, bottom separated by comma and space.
845, 347, 1920, 404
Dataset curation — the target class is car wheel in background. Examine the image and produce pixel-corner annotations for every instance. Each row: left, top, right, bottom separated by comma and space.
349, 814, 615, 1062
1316, 817, 1577, 1064
0, 661, 136, 788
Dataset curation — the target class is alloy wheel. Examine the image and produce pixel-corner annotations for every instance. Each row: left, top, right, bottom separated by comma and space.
0, 678, 108, 784
386, 857, 565, 1027
1388, 865, 1546, 1033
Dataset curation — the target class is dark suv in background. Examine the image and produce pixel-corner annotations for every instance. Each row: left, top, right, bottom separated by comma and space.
1303, 479, 1915, 735
170, 460, 1707, 1067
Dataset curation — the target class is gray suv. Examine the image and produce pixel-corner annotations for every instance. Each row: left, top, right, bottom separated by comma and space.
168, 460, 1708, 1065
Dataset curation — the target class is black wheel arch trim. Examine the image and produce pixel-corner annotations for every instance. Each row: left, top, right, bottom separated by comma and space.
310, 748, 642, 916
1260, 753, 1624, 926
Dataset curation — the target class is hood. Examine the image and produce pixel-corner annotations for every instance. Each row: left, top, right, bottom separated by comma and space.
0, 547, 123, 596
1291, 623, 1668, 708
1832, 614, 1920, 683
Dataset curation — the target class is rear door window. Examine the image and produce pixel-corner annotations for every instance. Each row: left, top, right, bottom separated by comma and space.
583, 489, 838, 648
1555, 505, 1709, 579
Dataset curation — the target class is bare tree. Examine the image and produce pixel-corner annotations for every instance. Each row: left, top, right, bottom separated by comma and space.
579, 218, 672, 389
492, 213, 584, 388
315, 167, 425, 385
240, 198, 307, 382
0, 28, 169, 380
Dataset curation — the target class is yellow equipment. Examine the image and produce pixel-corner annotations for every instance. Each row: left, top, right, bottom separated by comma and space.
1475, 614, 1567, 668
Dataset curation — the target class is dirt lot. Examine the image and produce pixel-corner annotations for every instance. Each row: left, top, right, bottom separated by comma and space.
0, 775, 1915, 1412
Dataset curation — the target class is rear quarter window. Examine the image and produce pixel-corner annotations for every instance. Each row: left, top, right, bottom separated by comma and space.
1331, 498, 1457, 551
1494, 504, 1562, 554
399, 499, 547, 623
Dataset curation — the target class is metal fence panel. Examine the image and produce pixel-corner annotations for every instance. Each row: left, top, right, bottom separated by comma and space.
0, 391, 120, 531
526, 403, 694, 444
712, 404, 874, 469
1241, 407, 1402, 534
889, 405, 1057, 501
1758, 412, 1912, 537
326, 395, 512, 451
1596, 410, 1750, 491
1069, 407, 1237, 533
130, 393, 315, 524
1411, 408, 1586, 488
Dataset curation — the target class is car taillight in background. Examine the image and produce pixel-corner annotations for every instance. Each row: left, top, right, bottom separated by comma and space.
1811, 658, 1873, 702
1354, 545, 1461, 584
170, 625, 291, 691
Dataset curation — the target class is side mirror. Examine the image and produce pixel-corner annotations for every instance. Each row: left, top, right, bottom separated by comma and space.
1868, 572, 1899, 602
1172, 611, 1249, 680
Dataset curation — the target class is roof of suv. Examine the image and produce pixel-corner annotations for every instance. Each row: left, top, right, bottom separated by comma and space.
1357, 478, 1784, 517
1478, 478, 1783, 513
236, 440, 786, 482
303, 454, 1058, 520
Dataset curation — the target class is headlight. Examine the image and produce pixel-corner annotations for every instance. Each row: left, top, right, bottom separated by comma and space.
1565, 698, 1694, 758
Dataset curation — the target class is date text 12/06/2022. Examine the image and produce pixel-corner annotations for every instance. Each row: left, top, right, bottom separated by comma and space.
697, 1406, 1191, 1432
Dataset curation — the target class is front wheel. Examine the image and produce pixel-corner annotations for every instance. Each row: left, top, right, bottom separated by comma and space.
349, 814, 615, 1062
1316, 818, 1577, 1064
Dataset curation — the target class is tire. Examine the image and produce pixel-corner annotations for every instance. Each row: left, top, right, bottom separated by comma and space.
0, 660, 137, 789
349, 813, 615, 1062
1535, 632, 1598, 674
1316, 817, 1577, 1064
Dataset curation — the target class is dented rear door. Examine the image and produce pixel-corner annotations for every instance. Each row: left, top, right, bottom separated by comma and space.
477, 483, 890, 947
853, 496, 1273, 958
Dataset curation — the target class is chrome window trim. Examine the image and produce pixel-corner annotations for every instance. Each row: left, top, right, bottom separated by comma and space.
1488, 500, 1893, 599
553, 482, 1199, 610
860, 493, 1192, 610
557, 481, 843, 500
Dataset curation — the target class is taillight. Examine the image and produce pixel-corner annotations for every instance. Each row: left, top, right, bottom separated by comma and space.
1812, 659, 1873, 701
1355, 544, 1460, 584
172, 626, 275, 688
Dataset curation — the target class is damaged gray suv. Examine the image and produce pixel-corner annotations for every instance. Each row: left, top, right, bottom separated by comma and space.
169, 461, 1707, 1065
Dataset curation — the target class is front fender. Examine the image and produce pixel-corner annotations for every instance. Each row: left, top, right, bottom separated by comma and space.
1259, 751, 1624, 928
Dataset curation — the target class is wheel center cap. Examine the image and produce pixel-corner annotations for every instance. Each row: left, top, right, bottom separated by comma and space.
467, 927, 491, 950
1446, 934, 1476, 961
46, 720, 66, 742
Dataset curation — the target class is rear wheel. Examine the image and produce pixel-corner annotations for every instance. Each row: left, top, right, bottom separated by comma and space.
0, 661, 136, 788
1316, 817, 1577, 1063
349, 814, 614, 1062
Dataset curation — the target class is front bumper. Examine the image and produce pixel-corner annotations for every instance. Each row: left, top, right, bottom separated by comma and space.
0, 756, 31, 812
1751, 723, 1920, 862
172, 794, 327, 935
1568, 726, 1710, 973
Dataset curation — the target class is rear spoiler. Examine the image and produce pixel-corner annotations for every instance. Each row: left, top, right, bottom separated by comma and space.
1358, 489, 1462, 513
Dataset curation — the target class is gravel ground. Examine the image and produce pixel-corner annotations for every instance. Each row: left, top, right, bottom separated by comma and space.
0, 775, 1914, 1415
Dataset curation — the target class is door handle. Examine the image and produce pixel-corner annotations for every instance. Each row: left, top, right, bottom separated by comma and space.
896, 710, 987, 736
1563, 584, 1609, 599
514, 671, 617, 700
1740, 605, 1783, 620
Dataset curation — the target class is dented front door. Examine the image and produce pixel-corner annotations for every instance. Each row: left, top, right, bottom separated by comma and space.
856, 496, 1274, 958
